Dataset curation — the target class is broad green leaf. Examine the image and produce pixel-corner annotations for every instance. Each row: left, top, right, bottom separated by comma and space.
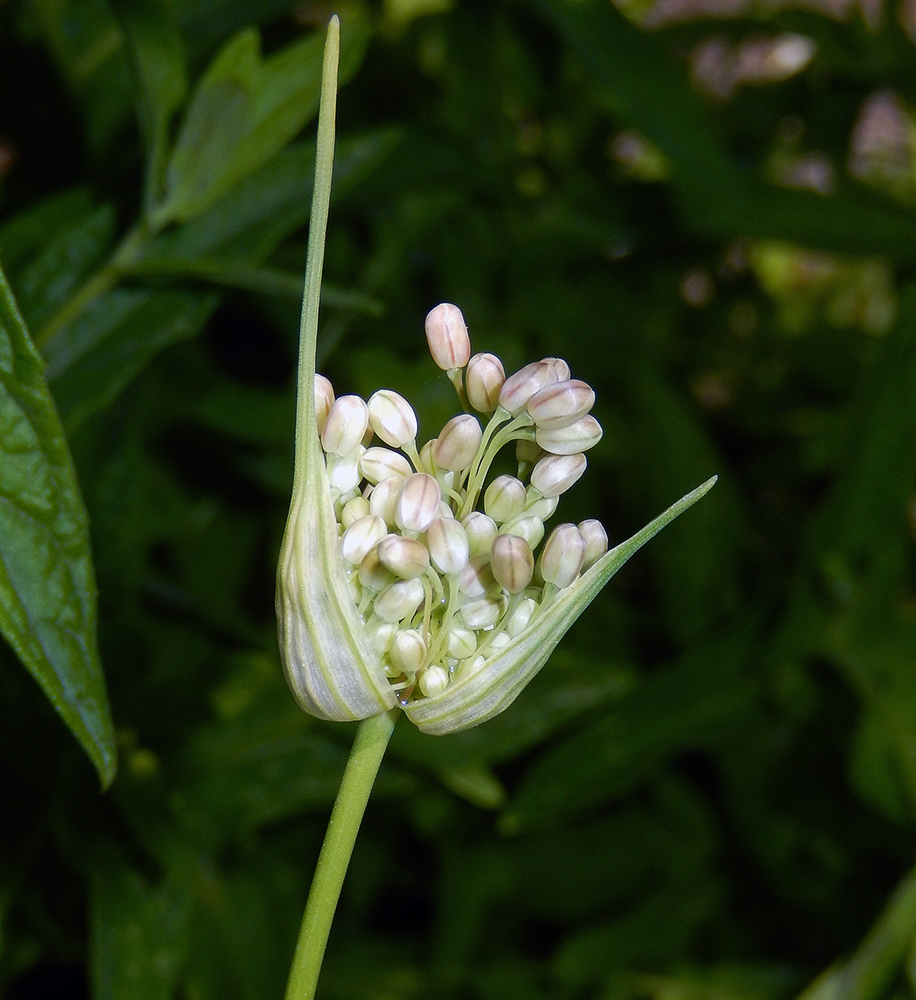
0, 264, 116, 786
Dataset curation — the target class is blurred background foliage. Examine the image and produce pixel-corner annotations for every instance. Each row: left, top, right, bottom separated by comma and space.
2, 0, 916, 996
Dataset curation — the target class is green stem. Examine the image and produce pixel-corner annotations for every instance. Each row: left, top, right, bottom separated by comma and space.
284, 709, 399, 1000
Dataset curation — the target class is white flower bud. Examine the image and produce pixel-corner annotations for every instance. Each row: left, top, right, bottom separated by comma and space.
369, 621, 397, 654
499, 361, 557, 415
466, 352, 506, 412
530, 453, 587, 498
462, 511, 498, 557
542, 357, 571, 381
458, 554, 495, 598
321, 395, 369, 456
500, 514, 545, 550
427, 517, 470, 575
490, 534, 534, 594
361, 446, 412, 484
326, 454, 361, 494
341, 495, 371, 529
539, 523, 587, 589
425, 303, 471, 370
484, 475, 527, 524
578, 519, 609, 570
368, 389, 418, 448
459, 595, 505, 629
315, 373, 334, 433
374, 577, 425, 623
389, 628, 427, 674
369, 477, 403, 526
526, 494, 559, 521
536, 414, 603, 455
377, 535, 430, 579
433, 414, 483, 471
527, 379, 595, 430
419, 438, 438, 474
396, 473, 441, 532
419, 664, 450, 698
505, 596, 537, 637
340, 514, 387, 565
446, 626, 477, 659
357, 545, 396, 591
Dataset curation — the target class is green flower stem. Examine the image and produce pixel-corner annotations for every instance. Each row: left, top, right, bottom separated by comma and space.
284, 709, 399, 1000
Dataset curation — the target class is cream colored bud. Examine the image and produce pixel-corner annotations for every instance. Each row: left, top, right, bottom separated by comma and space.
357, 545, 396, 591
433, 414, 483, 471
459, 595, 505, 629
527, 379, 595, 430
530, 453, 587, 498
315, 373, 334, 433
368, 477, 402, 526
466, 352, 506, 412
500, 514, 545, 550
498, 361, 557, 416
377, 535, 430, 579
462, 511, 498, 557
340, 514, 387, 565
361, 446, 412, 484
327, 454, 361, 494
505, 596, 537, 637
578, 519, 608, 570
368, 389, 418, 448
526, 494, 559, 521
374, 577, 425, 623
369, 621, 397, 654
491, 533, 534, 594
419, 664, 450, 698
321, 394, 369, 456
419, 438, 438, 474
341, 495, 371, 529
425, 303, 471, 370
389, 628, 427, 674
447, 626, 477, 660
542, 357, 571, 381
484, 475, 527, 524
427, 517, 470, 575
396, 473, 441, 532
458, 554, 496, 598
536, 414, 603, 455
539, 523, 587, 589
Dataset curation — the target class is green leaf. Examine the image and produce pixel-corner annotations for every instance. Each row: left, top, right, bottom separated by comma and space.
0, 263, 116, 787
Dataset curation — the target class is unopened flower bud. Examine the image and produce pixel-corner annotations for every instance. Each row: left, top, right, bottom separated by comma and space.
526, 494, 559, 521
369, 477, 402, 526
500, 514, 545, 550
466, 352, 506, 412
377, 535, 430, 579
462, 511, 498, 558
341, 495, 371, 529
369, 621, 397, 654
484, 475, 527, 524
368, 389, 418, 448
458, 554, 495, 597
361, 446, 412, 484
578, 519, 608, 570
536, 414, 603, 455
396, 473, 441, 532
321, 395, 369, 456
315, 374, 334, 433
419, 664, 450, 698
542, 357, 571, 381
505, 597, 537, 637
459, 595, 505, 629
427, 517, 470, 575
498, 361, 557, 416
540, 523, 587, 589
527, 379, 595, 430
491, 534, 534, 594
357, 545, 396, 591
433, 414, 483, 471
425, 303, 471, 370
389, 629, 427, 674
447, 626, 477, 659
327, 454, 361, 493
374, 577, 425, 623
340, 514, 387, 565
516, 438, 544, 467
530, 453, 587, 498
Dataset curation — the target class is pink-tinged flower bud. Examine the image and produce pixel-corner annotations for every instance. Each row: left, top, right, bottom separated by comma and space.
357, 545, 396, 591
458, 554, 495, 597
578, 519, 608, 570
389, 629, 427, 674
427, 517, 470, 575
425, 303, 471, 370
368, 477, 402, 526
419, 664, 450, 697
490, 534, 534, 594
315, 373, 335, 433
340, 514, 387, 565
321, 395, 369, 456
536, 414, 603, 455
374, 577, 425, 623
396, 473, 442, 532
466, 352, 506, 412
539, 523, 587, 589
498, 361, 557, 416
433, 414, 483, 471
505, 596, 537, 637
377, 535, 430, 579
500, 514, 545, 550
368, 389, 418, 448
459, 595, 505, 629
327, 454, 361, 493
527, 379, 595, 430
542, 357, 571, 381
484, 475, 527, 524
461, 511, 498, 558
530, 453, 587, 498
447, 626, 477, 659
361, 446, 412, 484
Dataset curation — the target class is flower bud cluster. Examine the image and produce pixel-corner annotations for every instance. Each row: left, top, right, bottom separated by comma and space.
311, 303, 607, 706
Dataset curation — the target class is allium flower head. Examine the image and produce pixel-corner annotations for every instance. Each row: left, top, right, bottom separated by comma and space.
277, 303, 716, 734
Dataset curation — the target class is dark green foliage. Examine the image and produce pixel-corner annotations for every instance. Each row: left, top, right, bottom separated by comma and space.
1, 0, 916, 997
